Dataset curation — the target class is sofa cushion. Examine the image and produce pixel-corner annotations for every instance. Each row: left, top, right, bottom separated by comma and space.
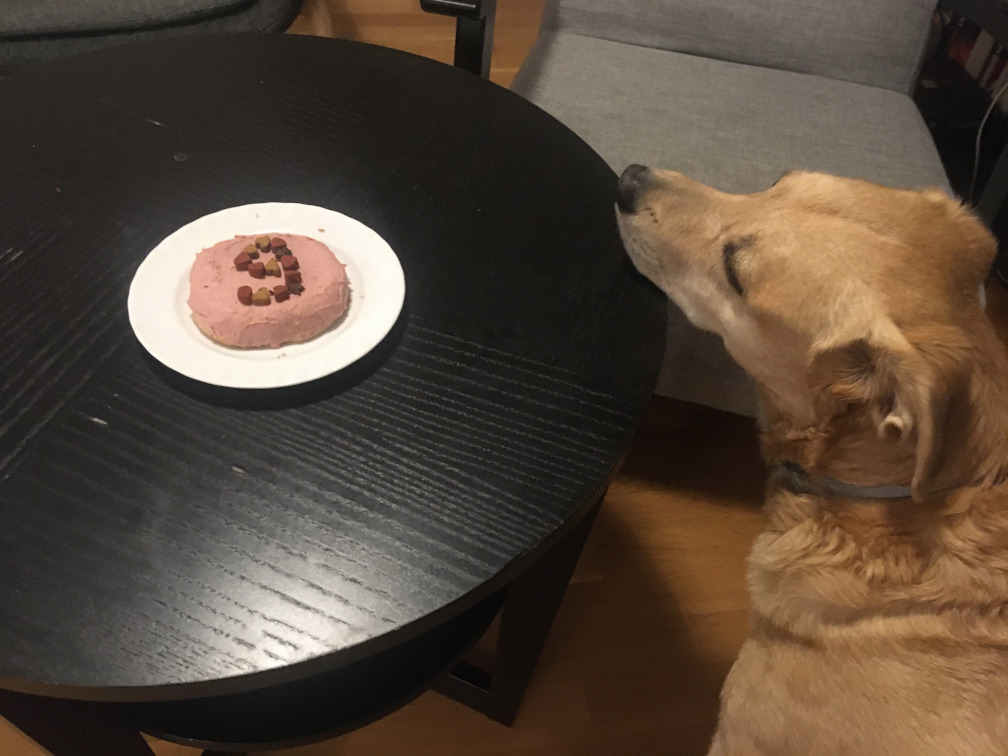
0, 0, 251, 38
512, 32, 951, 416
513, 33, 949, 194
0, 0, 302, 73
538, 0, 937, 93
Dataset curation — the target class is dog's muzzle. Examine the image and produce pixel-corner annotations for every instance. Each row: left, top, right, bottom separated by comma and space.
616, 164, 651, 213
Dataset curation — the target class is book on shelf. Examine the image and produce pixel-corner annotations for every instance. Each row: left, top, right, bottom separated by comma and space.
967, 30, 997, 78
947, 14, 981, 66
943, 13, 1008, 112
980, 44, 1006, 90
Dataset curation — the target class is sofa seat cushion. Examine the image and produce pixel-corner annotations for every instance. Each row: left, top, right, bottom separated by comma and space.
0, 0, 251, 39
0, 0, 301, 74
537, 0, 937, 93
513, 32, 949, 193
512, 32, 951, 416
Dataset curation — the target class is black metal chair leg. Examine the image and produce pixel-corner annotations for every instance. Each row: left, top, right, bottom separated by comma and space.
420, 0, 497, 78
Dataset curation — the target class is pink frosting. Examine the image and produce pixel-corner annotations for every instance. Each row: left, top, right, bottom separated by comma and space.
188, 233, 349, 348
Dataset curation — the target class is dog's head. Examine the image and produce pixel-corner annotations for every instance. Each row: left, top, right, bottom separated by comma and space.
616, 167, 1000, 498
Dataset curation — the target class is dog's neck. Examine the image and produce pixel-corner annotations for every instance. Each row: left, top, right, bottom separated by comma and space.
772, 460, 921, 500
746, 330, 1008, 640
757, 327, 1008, 500
759, 397, 921, 493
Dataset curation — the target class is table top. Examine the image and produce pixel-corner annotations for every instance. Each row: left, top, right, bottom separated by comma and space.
0, 33, 665, 702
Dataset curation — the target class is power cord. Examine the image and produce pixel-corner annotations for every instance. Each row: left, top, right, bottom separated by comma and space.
969, 76, 1008, 204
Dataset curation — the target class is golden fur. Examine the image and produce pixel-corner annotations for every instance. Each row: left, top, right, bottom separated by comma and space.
616, 169, 1008, 755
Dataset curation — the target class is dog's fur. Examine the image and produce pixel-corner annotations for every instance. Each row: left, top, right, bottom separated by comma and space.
616, 168, 1008, 755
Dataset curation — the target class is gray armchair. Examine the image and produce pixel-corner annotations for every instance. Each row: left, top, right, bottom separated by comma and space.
0, 0, 304, 74
509, 0, 950, 417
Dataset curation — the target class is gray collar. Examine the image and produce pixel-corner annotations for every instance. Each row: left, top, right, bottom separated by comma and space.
774, 460, 916, 500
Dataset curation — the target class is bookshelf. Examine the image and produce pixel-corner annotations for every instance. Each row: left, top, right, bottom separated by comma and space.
921, 0, 1008, 279
942, 0, 1008, 43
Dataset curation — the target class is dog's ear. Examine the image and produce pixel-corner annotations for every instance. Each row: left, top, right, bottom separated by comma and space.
809, 328, 965, 502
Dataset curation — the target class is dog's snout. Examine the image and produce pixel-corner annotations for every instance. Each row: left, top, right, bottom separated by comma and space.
616, 164, 651, 213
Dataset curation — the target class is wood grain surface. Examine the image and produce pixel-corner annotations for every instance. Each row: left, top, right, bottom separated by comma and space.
6, 2, 1006, 755
0, 29, 663, 702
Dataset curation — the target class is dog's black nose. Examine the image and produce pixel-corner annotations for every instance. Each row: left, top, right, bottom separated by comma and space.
616, 164, 650, 213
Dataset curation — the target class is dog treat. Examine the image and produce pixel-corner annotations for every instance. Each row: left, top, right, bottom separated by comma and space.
270, 237, 289, 255
234, 251, 251, 271
188, 232, 349, 348
243, 243, 259, 259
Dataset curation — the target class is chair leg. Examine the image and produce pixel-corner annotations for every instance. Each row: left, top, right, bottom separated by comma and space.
419, 0, 497, 78
453, 1, 496, 79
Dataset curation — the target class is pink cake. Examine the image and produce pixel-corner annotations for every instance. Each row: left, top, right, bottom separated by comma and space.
188, 233, 349, 348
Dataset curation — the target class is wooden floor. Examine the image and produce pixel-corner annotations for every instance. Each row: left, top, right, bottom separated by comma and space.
4, 2, 1008, 754
286, 0, 545, 88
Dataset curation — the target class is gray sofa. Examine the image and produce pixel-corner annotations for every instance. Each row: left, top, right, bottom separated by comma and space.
510, 0, 950, 417
0, 0, 303, 73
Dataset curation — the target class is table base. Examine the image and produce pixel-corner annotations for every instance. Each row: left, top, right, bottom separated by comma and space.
435, 491, 602, 725
0, 488, 605, 754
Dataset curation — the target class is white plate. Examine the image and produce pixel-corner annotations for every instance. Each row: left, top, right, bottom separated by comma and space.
128, 203, 405, 389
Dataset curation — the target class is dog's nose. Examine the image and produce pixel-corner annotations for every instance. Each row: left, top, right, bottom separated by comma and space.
616, 164, 650, 213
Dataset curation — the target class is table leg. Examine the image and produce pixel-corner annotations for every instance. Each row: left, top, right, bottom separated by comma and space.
0, 688, 154, 755
435, 489, 604, 725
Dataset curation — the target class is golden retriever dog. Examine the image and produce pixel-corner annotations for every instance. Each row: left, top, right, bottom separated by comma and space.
615, 167, 1008, 755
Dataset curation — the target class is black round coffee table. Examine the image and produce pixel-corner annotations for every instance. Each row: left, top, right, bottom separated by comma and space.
0, 33, 666, 753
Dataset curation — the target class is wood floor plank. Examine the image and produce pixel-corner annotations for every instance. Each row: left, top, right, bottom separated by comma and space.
287, 0, 544, 86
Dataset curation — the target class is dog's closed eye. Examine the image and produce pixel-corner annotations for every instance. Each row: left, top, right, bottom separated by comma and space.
722, 237, 752, 296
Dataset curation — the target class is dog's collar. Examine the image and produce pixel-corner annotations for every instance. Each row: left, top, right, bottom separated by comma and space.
774, 460, 917, 500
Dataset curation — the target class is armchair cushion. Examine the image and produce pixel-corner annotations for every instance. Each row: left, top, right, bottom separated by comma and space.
0, 0, 248, 38
512, 31, 951, 415
513, 33, 949, 194
541, 0, 938, 92
0, 0, 302, 73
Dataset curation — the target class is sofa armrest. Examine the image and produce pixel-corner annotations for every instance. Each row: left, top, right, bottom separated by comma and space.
420, 0, 497, 78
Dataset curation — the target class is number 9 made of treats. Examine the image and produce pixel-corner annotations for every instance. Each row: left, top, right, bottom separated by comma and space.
187, 234, 350, 349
